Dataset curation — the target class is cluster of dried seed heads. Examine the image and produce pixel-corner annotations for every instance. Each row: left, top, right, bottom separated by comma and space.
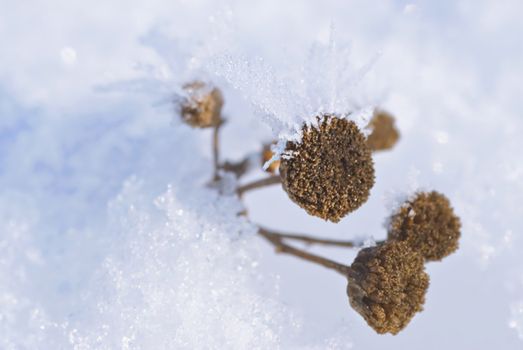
177, 81, 461, 336
346, 190, 460, 333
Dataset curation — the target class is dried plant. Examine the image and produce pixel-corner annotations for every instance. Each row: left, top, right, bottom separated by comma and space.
347, 241, 429, 334
366, 109, 400, 152
280, 115, 375, 222
388, 191, 461, 261
180, 81, 224, 128
177, 82, 461, 335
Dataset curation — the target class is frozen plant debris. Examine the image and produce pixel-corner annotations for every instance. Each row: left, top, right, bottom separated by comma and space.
180, 81, 224, 128
366, 109, 400, 152
176, 80, 437, 335
170, 61, 460, 337
279, 115, 375, 222
346, 241, 429, 335
387, 191, 461, 262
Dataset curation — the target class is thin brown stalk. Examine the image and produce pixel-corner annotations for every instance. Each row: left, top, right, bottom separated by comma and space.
221, 157, 252, 178
212, 121, 223, 181
237, 176, 281, 196
258, 228, 351, 276
258, 226, 362, 248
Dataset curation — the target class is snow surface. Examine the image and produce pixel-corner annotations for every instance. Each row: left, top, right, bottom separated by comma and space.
1, 0, 523, 349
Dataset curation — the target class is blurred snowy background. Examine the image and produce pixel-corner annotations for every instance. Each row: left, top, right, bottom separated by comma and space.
1, 0, 522, 348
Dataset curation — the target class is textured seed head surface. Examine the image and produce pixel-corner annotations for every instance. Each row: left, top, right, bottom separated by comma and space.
347, 241, 429, 335
388, 191, 461, 261
279, 115, 375, 222
180, 81, 224, 128
366, 110, 400, 152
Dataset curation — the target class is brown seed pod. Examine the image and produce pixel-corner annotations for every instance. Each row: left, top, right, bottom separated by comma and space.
279, 115, 375, 222
387, 191, 461, 262
366, 110, 400, 152
180, 81, 224, 128
261, 143, 280, 173
347, 241, 429, 335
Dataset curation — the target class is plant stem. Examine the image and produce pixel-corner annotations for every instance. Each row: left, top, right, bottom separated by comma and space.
237, 176, 281, 196
212, 121, 223, 181
258, 226, 363, 248
221, 157, 252, 178
258, 228, 351, 277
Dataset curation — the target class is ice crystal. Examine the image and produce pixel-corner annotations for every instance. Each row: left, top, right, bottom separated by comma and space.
205, 25, 377, 163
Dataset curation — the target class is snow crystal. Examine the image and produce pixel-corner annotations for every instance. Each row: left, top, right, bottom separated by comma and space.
510, 301, 523, 339
65, 179, 303, 349
1, 175, 307, 349
60, 47, 78, 65
403, 4, 417, 15
432, 161, 444, 173
433, 130, 449, 144
362, 237, 377, 248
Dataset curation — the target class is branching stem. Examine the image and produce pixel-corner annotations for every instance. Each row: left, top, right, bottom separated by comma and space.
212, 121, 223, 181
209, 115, 360, 278
237, 176, 281, 196
258, 226, 365, 248
258, 228, 351, 277
220, 157, 252, 178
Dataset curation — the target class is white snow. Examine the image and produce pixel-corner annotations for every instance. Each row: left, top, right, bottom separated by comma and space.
60, 47, 78, 66
1, 0, 523, 349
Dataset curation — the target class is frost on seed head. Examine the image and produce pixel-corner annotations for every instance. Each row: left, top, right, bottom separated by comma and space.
261, 143, 281, 173
180, 81, 224, 128
387, 191, 461, 262
366, 109, 400, 152
204, 25, 378, 154
279, 115, 375, 222
347, 241, 429, 335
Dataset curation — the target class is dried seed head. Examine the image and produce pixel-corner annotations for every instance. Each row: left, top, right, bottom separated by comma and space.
347, 241, 429, 335
366, 110, 400, 152
262, 143, 280, 173
279, 115, 375, 222
180, 81, 224, 128
387, 191, 461, 262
